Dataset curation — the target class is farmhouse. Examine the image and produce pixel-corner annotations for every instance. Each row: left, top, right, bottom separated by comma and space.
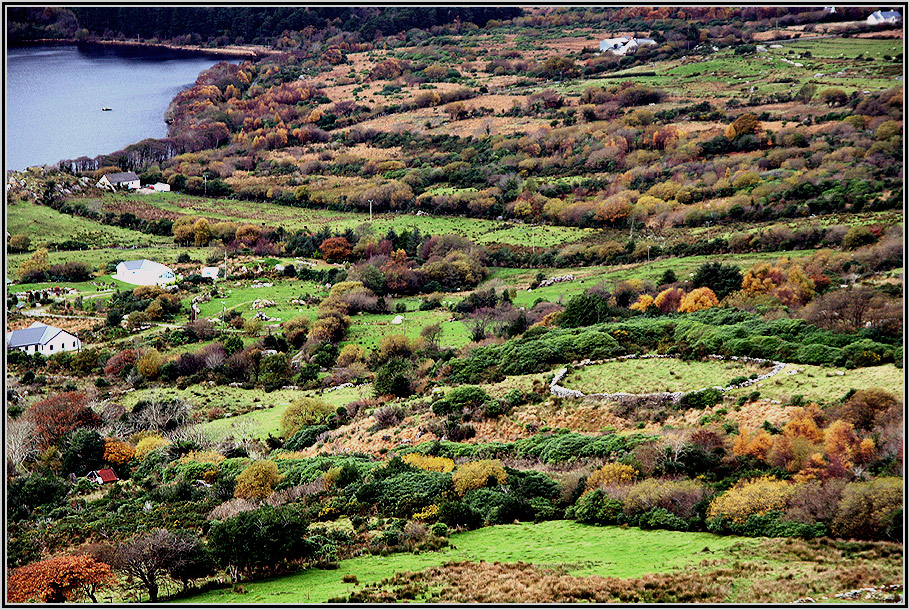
114, 259, 176, 286
599, 36, 657, 55
86, 468, 119, 485
97, 171, 141, 190
6, 321, 81, 354
867, 10, 901, 25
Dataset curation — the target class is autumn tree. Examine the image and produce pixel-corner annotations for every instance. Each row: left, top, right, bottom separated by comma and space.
18, 247, 50, 282
319, 236, 352, 262
172, 216, 197, 246
677, 287, 718, 313
818, 87, 848, 107
26, 392, 101, 451
234, 460, 283, 501
833, 477, 903, 540
724, 113, 763, 139
7, 555, 116, 603
193, 218, 211, 247
103, 439, 136, 466
629, 294, 655, 312
707, 476, 794, 524
840, 388, 900, 432
654, 287, 685, 313
824, 419, 860, 468
9, 233, 31, 252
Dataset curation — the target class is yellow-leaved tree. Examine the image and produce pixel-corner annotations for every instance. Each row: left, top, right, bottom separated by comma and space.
234, 460, 282, 500
707, 476, 794, 524
677, 287, 719, 313
452, 460, 507, 496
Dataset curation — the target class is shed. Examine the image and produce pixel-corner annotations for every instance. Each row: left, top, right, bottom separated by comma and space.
86, 468, 119, 484
200, 266, 220, 279
114, 259, 176, 286
151, 182, 171, 192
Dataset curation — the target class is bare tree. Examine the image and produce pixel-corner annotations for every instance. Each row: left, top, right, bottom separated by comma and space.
6, 417, 39, 471
111, 530, 191, 602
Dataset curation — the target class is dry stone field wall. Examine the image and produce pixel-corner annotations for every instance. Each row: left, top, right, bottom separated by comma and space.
549, 354, 787, 403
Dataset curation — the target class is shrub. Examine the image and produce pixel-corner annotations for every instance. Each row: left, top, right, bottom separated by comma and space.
679, 388, 723, 410
586, 463, 638, 490
639, 507, 688, 531
234, 460, 282, 500
452, 460, 507, 496
135, 435, 170, 460
573, 490, 625, 525
622, 478, 710, 521
373, 405, 406, 429
707, 476, 793, 525
103, 440, 136, 466
833, 477, 903, 540
281, 398, 335, 437
402, 453, 455, 473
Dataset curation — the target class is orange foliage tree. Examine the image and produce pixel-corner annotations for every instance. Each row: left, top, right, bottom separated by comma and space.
7, 555, 115, 603
629, 294, 655, 312
319, 237, 352, 262
677, 287, 718, 313
103, 440, 136, 466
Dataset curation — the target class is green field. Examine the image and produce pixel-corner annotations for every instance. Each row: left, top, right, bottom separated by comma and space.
178, 521, 752, 603
6, 200, 172, 248
726, 363, 904, 405
87, 192, 594, 248
563, 357, 770, 395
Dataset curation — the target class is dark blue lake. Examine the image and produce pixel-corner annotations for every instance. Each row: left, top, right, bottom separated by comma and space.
6, 44, 235, 170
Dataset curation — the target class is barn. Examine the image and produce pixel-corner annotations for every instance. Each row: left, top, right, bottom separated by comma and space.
114, 259, 177, 286
6, 322, 81, 354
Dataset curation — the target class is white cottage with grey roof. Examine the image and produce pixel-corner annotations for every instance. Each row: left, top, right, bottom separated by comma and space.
97, 171, 140, 190
867, 10, 901, 24
114, 259, 176, 286
7, 322, 80, 354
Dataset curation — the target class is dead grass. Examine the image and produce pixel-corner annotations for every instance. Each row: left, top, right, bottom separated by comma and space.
337, 536, 904, 603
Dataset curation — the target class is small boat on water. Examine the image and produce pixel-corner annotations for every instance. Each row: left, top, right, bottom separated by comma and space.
102, 107, 112, 111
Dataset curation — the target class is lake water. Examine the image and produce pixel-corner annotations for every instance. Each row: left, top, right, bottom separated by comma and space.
5, 44, 235, 170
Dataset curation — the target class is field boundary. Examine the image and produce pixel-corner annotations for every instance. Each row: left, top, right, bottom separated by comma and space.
550, 354, 787, 402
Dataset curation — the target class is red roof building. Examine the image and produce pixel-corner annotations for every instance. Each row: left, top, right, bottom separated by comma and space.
86, 468, 119, 484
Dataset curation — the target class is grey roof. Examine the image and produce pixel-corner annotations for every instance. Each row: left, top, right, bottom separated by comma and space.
118, 259, 172, 273
6, 323, 68, 348
104, 171, 140, 184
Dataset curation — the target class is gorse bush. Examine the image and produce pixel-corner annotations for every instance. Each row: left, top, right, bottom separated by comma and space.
452, 460, 507, 496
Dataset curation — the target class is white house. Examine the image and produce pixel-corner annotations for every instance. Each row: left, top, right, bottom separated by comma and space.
200, 266, 220, 280
867, 10, 901, 25
114, 259, 176, 286
97, 171, 141, 190
599, 36, 657, 56
7, 322, 81, 354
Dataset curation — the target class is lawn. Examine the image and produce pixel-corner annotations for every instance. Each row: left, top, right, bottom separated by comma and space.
725, 363, 903, 405
193, 279, 326, 325
563, 357, 770, 395
177, 521, 752, 604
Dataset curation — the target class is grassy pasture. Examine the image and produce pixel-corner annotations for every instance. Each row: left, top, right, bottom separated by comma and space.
177, 521, 751, 604
563, 358, 770, 395
90, 192, 594, 247
193, 279, 326, 324
6, 246, 212, 279
6, 199, 172, 248
725, 363, 903, 405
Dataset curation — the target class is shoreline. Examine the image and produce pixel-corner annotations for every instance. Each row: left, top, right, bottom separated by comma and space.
9, 38, 277, 59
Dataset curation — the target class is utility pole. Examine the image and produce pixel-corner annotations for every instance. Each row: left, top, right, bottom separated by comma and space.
369, 199, 373, 223
223, 248, 228, 280
203, 172, 208, 196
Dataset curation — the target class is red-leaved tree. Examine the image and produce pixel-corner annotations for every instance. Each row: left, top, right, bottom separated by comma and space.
7, 555, 116, 603
26, 392, 101, 450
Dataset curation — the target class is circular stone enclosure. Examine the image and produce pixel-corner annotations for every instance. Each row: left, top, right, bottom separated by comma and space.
562, 357, 775, 396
